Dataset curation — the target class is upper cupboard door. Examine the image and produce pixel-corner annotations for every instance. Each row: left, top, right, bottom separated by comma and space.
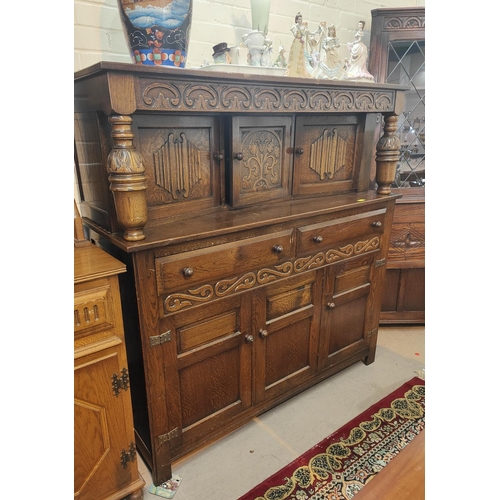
229, 116, 293, 207
293, 115, 363, 196
133, 114, 222, 221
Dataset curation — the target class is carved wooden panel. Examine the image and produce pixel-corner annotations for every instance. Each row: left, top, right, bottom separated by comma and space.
230, 116, 293, 207
293, 115, 362, 196
133, 114, 221, 221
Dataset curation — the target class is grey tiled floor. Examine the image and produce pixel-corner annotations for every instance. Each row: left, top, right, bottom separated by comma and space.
137, 326, 425, 500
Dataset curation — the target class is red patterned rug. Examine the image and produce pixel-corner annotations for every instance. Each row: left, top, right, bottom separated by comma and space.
237, 377, 425, 500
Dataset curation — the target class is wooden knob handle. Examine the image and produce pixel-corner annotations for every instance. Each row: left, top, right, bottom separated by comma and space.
313, 235, 323, 243
234, 152, 243, 160
259, 329, 268, 338
327, 302, 336, 309
371, 221, 382, 228
245, 334, 254, 343
272, 245, 283, 254
296, 147, 304, 155
182, 267, 194, 277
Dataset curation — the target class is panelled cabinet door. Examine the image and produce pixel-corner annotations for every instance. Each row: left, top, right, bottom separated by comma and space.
293, 115, 363, 196
158, 295, 253, 459
319, 256, 374, 370
74, 346, 137, 500
229, 116, 293, 207
253, 271, 321, 404
133, 114, 222, 220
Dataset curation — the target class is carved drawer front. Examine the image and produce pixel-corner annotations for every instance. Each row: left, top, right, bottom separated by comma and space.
74, 282, 115, 339
388, 222, 425, 261
156, 230, 294, 294
297, 209, 386, 259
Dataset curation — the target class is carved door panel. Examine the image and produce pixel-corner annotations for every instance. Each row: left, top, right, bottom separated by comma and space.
74, 346, 137, 500
319, 255, 374, 370
253, 271, 321, 404
158, 294, 253, 459
133, 114, 222, 220
229, 115, 293, 207
293, 115, 363, 196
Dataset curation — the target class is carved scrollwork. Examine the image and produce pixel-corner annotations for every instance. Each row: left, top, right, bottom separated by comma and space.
215, 273, 257, 296
385, 15, 425, 30
164, 284, 214, 313
294, 253, 326, 273
139, 78, 396, 113
257, 262, 294, 284
325, 244, 355, 263
354, 237, 380, 254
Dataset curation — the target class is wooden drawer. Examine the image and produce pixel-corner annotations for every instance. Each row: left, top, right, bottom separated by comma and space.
297, 208, 386, 257
156, 230, 294, 294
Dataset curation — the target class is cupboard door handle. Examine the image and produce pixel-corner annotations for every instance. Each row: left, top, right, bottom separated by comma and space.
313, 235, 323, 243
234, 152, 243, 161
371, 221, 382, 227
272, 245, 283, 254
295, 147, 304, 155
245, 334, 254, 343
327, 302, 336, 309
214, 152, 224, 161
259, 328, 268, 338
182, 267, 194, 277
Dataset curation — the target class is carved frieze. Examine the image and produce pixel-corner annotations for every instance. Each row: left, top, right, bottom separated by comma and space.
163, 236, 380, 314
384, 15, 425, 30
139, 79, 395, 113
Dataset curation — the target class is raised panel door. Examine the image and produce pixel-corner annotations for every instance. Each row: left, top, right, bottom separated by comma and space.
253, 271, 321, 404
158, 295, 253, 459
74, 346, 139, 500
319, 255, 374, 370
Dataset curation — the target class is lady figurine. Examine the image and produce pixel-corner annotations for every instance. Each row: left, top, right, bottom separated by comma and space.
313, 23, 345, 80
345, 21, 374, 81
285, 12, 311, 78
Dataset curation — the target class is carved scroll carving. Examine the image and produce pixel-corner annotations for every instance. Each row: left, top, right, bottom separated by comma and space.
163, 237, 380, 314
241, 130, 282, 192
153, 132, 202, 199
309, 128, 348, 180
384, 15, 425, 30
140, 80, 396, 114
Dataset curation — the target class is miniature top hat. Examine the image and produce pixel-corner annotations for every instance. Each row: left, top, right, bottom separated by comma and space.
212, 42, 230, 57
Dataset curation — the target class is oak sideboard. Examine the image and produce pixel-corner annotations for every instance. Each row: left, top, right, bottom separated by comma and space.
74, 62, 405, 485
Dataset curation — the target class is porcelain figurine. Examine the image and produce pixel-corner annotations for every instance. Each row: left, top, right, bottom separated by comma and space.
344, 21, 375, 82
212, 42, 231, 64
285, 12, 311, 78
312, 23, 346, 80
243, 31, 273, 67
273, 46, 287, 68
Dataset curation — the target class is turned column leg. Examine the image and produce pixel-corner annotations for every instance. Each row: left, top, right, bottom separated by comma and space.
107, 115, 148, 241
375, 113, 401, 195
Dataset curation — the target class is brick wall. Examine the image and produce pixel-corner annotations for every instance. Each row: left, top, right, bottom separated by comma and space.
74, 0, 425, 72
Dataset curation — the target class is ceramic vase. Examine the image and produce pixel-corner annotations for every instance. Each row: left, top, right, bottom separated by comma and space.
117, 0, 192, 67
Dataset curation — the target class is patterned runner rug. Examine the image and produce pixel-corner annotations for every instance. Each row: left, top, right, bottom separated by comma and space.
237, 377, 425, 500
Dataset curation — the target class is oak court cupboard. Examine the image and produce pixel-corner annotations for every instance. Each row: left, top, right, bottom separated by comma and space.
74, 62, 405, 485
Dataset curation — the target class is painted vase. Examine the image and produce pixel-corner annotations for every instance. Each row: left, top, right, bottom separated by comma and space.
117, 0, 192, 67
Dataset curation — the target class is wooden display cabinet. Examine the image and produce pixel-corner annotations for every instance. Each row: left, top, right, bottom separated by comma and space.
369, 7, 425, 324
74, 62, 405, 485
74, 243, 145, 499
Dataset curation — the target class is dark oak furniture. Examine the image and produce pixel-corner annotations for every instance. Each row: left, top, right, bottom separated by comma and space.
74, 242, 145, 499
74, 62, 405, 485
369, 7, 425, 324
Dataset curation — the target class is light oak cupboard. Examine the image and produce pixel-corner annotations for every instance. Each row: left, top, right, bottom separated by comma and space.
74, 62, 405, 485
74, 243, 145, 499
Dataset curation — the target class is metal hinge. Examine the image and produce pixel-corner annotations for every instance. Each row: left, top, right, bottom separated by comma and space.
150, 330, 172, 348
120, 442, 137, 469
375, 258, 386, 268
111, 368, 129, 396
158, 428, 179, 446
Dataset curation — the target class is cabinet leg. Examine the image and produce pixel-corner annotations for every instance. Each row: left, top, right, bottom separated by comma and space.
125, 487, 144, 500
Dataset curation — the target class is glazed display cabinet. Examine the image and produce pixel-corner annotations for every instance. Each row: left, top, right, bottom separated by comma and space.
74, 62, 405, 485
369, 7, 425, 324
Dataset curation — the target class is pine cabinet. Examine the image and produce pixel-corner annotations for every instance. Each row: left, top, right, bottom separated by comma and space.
74, 243, 145, 500
74, 62, 405, 485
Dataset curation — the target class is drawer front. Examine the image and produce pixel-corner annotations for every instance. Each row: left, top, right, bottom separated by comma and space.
297, 208, 386, 257
156, 230, 294, 294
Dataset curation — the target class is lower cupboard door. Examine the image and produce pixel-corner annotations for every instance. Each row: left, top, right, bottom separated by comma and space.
160, 294, 253, 458
253, 271, 321, 404
319, 256, 374, 369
